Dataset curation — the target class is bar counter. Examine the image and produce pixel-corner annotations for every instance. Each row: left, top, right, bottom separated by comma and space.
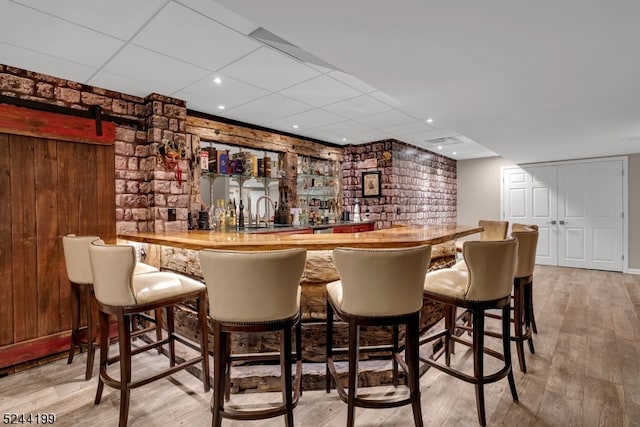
118, 223, 482, 251
118, 224, 481, 392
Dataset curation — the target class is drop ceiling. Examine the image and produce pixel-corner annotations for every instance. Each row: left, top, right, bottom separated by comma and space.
2, 0, 639, 164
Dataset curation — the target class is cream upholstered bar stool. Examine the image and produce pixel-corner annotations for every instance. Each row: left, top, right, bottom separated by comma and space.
421, 239, 518, 426
484, 227, 538, 372
89, 240, 210, 427
511, 223, 540, 335
326, 245, 431, 427
199, 248, 306, 427
454, 219, 509, 262
61, 234, 159, 380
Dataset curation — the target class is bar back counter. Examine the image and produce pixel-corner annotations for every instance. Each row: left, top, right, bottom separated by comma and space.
118, 224, 481, 391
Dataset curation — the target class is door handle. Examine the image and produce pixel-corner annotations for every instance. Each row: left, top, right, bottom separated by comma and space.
559, 220, 567, 225
547, 220, 557, 225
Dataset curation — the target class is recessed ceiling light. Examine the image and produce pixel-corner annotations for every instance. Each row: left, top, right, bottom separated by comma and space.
426, 118, 434, 124
452, 152, 457, 155
292, 124, 299, 129
213, 77, 222, 85
342, 137, 347, 142
218, 105, 225, 110
438, 146, 442, 150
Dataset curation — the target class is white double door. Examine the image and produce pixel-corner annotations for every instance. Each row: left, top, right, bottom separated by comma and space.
502, 157, 626, 272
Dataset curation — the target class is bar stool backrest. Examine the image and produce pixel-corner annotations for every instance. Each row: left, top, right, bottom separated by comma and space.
512, 229, 538, 279
478, 220, 509, 241
62, 234, 99, 285
89, 241, 137, 307
463, 238, 518, 302
199, 249, 306, 323
512, 223, 539, 232
332, 245, 431, 316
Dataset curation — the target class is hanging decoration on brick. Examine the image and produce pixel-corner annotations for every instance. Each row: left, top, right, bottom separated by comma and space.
157, 138, 187, 186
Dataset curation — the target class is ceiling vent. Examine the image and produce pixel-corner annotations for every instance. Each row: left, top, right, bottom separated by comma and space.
248, 27, 341, 71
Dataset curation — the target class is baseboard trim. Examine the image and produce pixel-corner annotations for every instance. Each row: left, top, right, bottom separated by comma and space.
626, 268, 640, 275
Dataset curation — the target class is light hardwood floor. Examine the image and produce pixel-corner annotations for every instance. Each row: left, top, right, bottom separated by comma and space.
1, 265, 639, 426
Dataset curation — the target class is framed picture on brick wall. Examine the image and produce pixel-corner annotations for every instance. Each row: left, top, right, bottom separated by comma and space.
362, 171, 381, 198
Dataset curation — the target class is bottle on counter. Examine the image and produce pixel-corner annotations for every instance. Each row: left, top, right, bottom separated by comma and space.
226, 199, 236, 230
238, 199, 245, 230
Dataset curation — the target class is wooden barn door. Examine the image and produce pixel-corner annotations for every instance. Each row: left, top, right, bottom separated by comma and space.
0, 105, 115, 370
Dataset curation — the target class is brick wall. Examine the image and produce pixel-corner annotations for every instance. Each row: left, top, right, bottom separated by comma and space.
343, 139, 456, 229
0, 64, 195, 233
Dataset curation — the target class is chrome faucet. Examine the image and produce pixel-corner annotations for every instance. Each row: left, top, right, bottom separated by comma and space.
256, 195, 276, 227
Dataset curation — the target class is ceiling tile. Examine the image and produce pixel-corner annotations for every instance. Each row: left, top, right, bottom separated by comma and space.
322, 95, 391, 119
278, 75, 362, 107
314, 120, 391, 143
218, 47, 321, 92
381, 120, 438, 136
176, 0, 259, 35
355, 109, 415, 128
370, 91, 406, 108
264, 109, 346, 131
88, 70, 165, 99
99, 45, 211, 95
0, 2, 123, 68
0, 41, 97, 83
178, 74, 269, 110
13, 0, 167, 40
132, 2, 260, 71
328, 71, 377, 93
223, 93, 313, 123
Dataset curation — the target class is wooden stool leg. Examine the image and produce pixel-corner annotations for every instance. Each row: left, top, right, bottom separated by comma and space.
407, 314, 424, 427
211, 323, 225, 427
295, 315, 303, 396
118, 314, 133, 427
525, 282, 537, 353
326, 300, 334, 393
502, 305, 518, 402
68, 283, 80, 365
197, 293, 210, 391
224, 334, 231, 401
84, 286, 96, 380
166, 305, 176, 367
94, 309, 109, 405
472, 309, 487, 427
281, 325, 294, 427
155, 308, 163, 354
513, 283, 527, 373
347, 319, 359, 427
392, 324, 399, 387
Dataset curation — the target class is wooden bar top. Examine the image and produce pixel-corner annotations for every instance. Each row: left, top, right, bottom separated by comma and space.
118, 224, 482, 251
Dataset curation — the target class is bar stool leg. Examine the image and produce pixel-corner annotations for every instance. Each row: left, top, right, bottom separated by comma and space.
392, 324, 399, 387
472, 309, 486, 427
68, 284, 80, 365
407, 313, 424, 427
502, 305, 518, 402
95, 309, 109, 405
513, 283, 527, 373
118, 314, 133, 427
212, 322, 226, 427
347, 319, 360, 427
281, 326, 294, 427
326, 301, 334, 393
166, 305, 176, 367
84, 286, 96, 381
524, 282, 537, 352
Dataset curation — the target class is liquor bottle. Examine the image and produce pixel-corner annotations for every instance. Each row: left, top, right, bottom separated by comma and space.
216, 199, 226, 231
227, 199, 236, 229
238, 199, 245, 230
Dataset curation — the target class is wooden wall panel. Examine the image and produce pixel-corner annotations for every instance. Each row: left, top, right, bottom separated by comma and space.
0, 134, 13, 346
35, 139, 60, 336
96, 145, 116, 241
10, 135, 38, 342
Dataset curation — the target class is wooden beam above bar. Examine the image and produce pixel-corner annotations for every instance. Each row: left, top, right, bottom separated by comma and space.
186, 115, 343, 161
